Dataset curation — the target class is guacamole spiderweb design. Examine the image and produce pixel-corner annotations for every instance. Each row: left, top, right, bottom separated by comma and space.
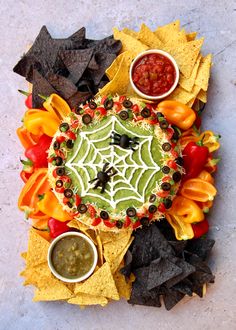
66, 116, 161, 210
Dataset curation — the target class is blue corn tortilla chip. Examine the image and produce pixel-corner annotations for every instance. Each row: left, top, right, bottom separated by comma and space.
147, 257, 182, 290
45, 72, 77, 99
32, 70, 57, 108
172, 279, 193, 296
186, 238, 215, 261
162, 287, 185, 311
165, 257, 196, 289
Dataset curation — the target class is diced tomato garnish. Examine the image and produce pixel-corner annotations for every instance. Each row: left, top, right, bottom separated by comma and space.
53, 168, 58, 178
63, 197, 69, 204
119, 95, 126, 103
87, 204, 96, 218
101, 96, 107, 105
74, 194, 82, 207
84, 108, 95, 118
71, 120, 79, 129
47, 157, 54, 163
103, 220, 117, 228
114, 102, 122, 112
148, 118, 158, 125
66, 131, 76, 140
167, 159, 177, 170
132, 104, 140, 113
55, 187, 65, 193
162, 176, 171, 182
60, 176, 71, 183
96, 107, 107, 116
123, 216, 131, 228
158, 202, 166, 213
171, 150, 179, 158
157, 191, 169, 198
167, 127, 174, 139
55, 149, 65, 159
148, 213, 154, 220
56, 135, 66, 143
91, 217, 102, 226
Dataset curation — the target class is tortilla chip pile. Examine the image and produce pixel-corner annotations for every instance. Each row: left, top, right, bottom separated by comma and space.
13, 26, 122, 108
100, 21, 212, 107
120, 222, 215, 310
21, 227, 134, 307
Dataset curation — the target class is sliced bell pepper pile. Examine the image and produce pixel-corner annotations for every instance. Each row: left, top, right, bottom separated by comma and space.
16, 126, 42, 149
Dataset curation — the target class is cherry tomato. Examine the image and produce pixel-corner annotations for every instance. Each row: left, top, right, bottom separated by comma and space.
56, 136, 66, 143
66, 131, 76, 140
167, 159, 177, 170
91, 217, 102, 226
103, 220, 117, 228
96, 107, 107, 116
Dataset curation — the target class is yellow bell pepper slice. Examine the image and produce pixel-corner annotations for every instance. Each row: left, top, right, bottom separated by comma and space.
41, 93, 71, 120
166, 214, 194, 240
37, 190, 73, 222
200, 130, 221, 153
198, 170, 214, 184
24, 109, 60, 137
157, 100, 196, 130
169, 196, 204, 223
180, 178, 217, 202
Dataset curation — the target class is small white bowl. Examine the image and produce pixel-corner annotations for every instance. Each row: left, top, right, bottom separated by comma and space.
47, 231, 98, 283
129, 49, 179, 101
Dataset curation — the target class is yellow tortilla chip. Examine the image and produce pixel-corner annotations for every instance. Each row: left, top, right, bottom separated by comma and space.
21, 252, 27, 260
103, 232, 132, 264
21, 262, 52, 287
154, 20, 180, 41
26, 229, 49, 268
186, 98, 196, 108
179, 55, 201, 92
156, 28, 187, 45
197, 89, 207, 103
96, 234, 104, 266
186, 31, 198, 41
67, 219, 97, 244
113, 264, 134, 300
167, 86, 195, 104
137, 23, 163, 48
163, 38, 204, 78
122, 27, 138, 39
106, 51, 134, 81
33, 279, 73, 301
99, 56, 131, 96
113, 27, 148, 55
195, 54, 212, 91
68, 292, 108, 306
75, 262, 119, 300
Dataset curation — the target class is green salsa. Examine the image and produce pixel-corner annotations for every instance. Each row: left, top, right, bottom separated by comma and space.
51, 235, 95, 279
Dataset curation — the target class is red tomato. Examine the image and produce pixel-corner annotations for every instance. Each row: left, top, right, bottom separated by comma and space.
123, 216, 131, 228
96, 107, 107, 115
91, 217, 102, 226
66, 131, 76, 140
132, 221, 141, 229
167, 159, 177, 170
103, 220, 117, 228
56, 136, 66, 143
114, 102, 122, 112
157, 191, 169, 198
87, 205, 96, 218
55, 187, 65, 193
162, 176, 171, 182
84, 109, 95, 118
158, 203, 166, 213
75, 194, 82, 207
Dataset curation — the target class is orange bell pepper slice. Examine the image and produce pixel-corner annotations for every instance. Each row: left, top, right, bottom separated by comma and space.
180, 178, 217, 202
16, 126, 42, 149
168, 196, 204, 223
166, 214, 194, 240
198, 170, 214, 184
18, 168, 50, 219
157, 100, 196, 130
37, 190, 73, 222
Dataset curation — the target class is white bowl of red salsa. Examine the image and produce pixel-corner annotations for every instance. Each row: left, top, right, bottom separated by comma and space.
130, 49, 179, 100
47, 232, 98, 283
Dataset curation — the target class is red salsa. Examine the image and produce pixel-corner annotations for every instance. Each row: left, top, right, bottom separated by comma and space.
132, 53, 176, 96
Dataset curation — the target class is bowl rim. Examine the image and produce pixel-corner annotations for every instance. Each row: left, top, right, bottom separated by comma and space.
129, 49, 179, 100
47, 231, 98, 283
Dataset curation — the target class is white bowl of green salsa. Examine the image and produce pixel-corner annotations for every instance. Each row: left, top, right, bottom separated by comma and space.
47, 232, 98, 283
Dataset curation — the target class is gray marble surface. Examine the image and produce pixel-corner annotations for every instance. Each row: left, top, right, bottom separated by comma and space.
0, 0, 236, 329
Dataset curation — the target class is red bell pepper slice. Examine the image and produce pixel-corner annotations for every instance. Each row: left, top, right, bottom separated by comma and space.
192, 219, 209, 238
25, 134, 52, 168
48, 218, 70, 238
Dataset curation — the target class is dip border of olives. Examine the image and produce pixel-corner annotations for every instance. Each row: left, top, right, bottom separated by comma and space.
47, 232, 98, 283
129, 49, 179, 101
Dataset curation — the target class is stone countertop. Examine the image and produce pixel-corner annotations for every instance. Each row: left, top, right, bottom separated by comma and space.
0, 0, 236, 329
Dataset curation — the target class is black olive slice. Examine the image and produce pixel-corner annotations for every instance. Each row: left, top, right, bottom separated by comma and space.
116, 221, 123, 229
161, 182, 171, 191
104, 98, 114, 110
119, 111, 129, 120
82, 114, 92, 125
66, 139, 74, 149
156, 112, 164, 119
53, 141, 60, 150
89, 101, 97, 109
77, 204, 87, 214
122, 99, 133, 108
149, 194, 156, 203
67, 202, 73, 208
64, 189, 73, 198
74, 106, 83, 115
59, 123, 69, 132
172, 171, 182, 182
162, 166, 170, 174
140, 217, 149, 226
100, 210, 109, 220
55, 156, 63, 166
163, 198, 172, 209
175, 157, 184, 166
126, 207, 136, 217
141, 107, 151, 118
159, 119, 169, 129
56, 179, 63, 188
162, 142, 171, 152
148, 205, 157, 213
56, 167, 65, 176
